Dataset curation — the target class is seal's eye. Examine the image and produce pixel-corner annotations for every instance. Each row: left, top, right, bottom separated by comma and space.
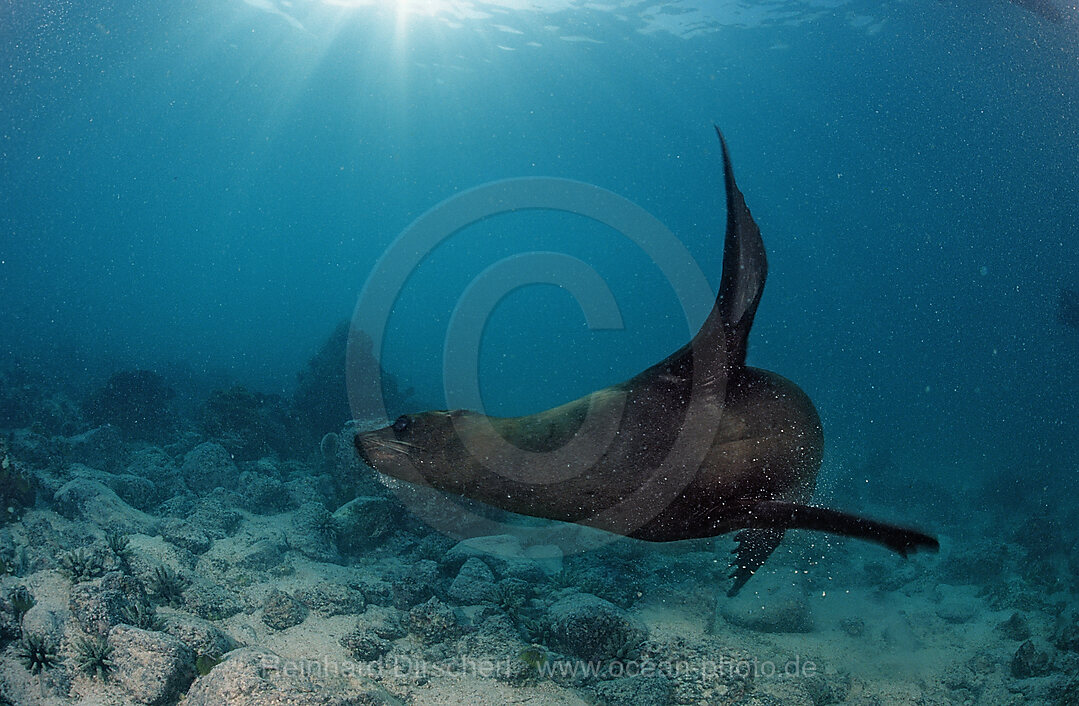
392, 415, 411, 435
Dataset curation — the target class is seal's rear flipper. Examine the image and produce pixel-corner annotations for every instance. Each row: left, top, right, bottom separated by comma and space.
728, 528, 784, 597
742, 500, 940, 557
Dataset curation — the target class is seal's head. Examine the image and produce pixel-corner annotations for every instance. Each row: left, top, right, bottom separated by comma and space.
354, 411, 461, 485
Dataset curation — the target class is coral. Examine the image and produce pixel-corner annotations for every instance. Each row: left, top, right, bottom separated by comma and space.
199, 385, 299, 461
58, 547, 106, 583
105, 530, 133, 570
15, 633, 59, 674
0, 367, 84, 435
292, 323, 413, 441
490, 579, 530, 618
147, 565, 188, 608
72, 634, 116, 680
84, 369, 176, 441
118, 598, 164, 631
9, 584, 35, 622
0, 439, 35, 523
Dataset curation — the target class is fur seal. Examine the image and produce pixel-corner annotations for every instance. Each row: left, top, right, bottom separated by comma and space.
355, 128, 939, 596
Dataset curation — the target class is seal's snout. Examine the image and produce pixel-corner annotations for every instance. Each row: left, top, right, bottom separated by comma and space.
353, 433, 372, 466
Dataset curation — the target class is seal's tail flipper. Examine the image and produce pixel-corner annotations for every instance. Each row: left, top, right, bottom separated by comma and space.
728, 528, 785, 597
743, 500, 940, 557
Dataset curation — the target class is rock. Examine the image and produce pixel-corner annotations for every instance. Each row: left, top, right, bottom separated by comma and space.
195, 530, 286, 581
442, 534, 547, 581
354, 577, 394, 607
1053, 611, 1079, 652
64, 425, 124, 471
286, 475, 333, 508
411, 533, 456, 561
941, 542, 1010, 586
161, 612, 240, 659
341, 627, 392, 661
802, 671, 852, 704
67, 463, 161, 510
239, 471, 295, 514
53, 478, 158, 534
184, 646, 395, 705
997, 612, 1032, 642
333, 496, 395, 553
448, 557, 498, 605
840, 617, 866, 637
408, 597, 463, 645
69, 579, 132, 637
936, 593, 978, 624
182, 582, 243, 622
6, 428, 59, 468
545, 593, 647, 661
285, 502, 340, 563
594, 674, 672, 706
162, 518, 212, 555
1058, 676, 1079, 706
326, 420, 390, 500
125, 447, 178, 484
392, 560, 440, 609
104, 473, 160, 511
21, 604, 69, 644
296, 582, 366, 618
232, 537, 286, 572
754, 680, 817, 706
181, 442, 241, 494
189, 495, 243, 536
262, 590, 308, 630
454, 615, 534, 684
109, 624, 196, 705
1011, 638, 1055, 678
360, 605, 406, 640
721, 582, 813, 633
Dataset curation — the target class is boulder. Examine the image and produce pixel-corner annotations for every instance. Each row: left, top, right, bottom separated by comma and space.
184, 647, 395, 705
545, 593, 647, 661
109, 624, 196, 705
181, 442, 240, 494
333, 496, 395, 553
447, 557, 498, 605
53, 478, 158, 534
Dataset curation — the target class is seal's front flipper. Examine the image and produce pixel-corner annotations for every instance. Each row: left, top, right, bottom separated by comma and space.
728, 528, 784, 597
690, 127, 769, 371
742, 500, 940, 557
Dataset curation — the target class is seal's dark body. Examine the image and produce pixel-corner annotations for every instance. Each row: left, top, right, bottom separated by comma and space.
355, 129, 938, 595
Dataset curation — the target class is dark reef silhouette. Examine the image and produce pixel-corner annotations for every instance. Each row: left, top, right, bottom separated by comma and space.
1060, 287, 1079, 331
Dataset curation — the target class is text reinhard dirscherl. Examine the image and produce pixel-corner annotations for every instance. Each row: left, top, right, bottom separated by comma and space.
258, 653, 818, 682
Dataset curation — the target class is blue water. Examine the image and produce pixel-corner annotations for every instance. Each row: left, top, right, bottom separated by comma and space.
3, 1, 1078, 508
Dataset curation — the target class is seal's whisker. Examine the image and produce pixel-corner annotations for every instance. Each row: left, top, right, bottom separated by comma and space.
370, 438, 425, 456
